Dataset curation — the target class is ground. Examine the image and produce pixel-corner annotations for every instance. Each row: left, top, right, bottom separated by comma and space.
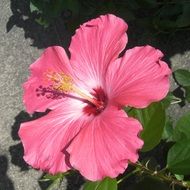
0, 0, 190, 190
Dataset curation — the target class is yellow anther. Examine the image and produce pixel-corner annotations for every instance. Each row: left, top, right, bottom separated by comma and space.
45, 70, 102, 108
45, 71, 73, 93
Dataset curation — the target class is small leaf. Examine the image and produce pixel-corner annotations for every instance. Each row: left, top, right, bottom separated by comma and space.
167, 139, 190, 175
30, 1, 39, 12
128, 102, 166, 152
41, 173, 65, 181
174, 69, 190, 87
175, 174, 184, 181
173, 112, 190, 141
30, 0, 43, 13
83, 177, 117, 190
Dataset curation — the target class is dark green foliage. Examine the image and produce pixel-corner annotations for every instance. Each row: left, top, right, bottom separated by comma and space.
29, 0, 190, 33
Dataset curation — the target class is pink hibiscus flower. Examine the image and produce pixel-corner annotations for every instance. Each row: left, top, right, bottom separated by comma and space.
19, 14, 171, 181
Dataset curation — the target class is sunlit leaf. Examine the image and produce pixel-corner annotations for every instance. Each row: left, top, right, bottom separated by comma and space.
128, 102, 166, 152
175, 174, 184, 181
174, 69, 190, 87
83, 177, 117, 190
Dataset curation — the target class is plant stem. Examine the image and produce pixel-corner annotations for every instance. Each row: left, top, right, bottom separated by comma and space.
129, 162, 190, 189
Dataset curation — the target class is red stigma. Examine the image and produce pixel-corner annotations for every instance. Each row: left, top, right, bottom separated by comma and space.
83, 87, 107, 116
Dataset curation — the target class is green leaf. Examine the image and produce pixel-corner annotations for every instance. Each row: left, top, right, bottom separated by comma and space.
162, 117, 174, 142
173, 112, 190, 141
176, 4, 190, 27
167, 139, 190, 175
46, 177, 62, 190
184, 86, 190, 102
153, 18, 177, 32
158, 4, 182, 18
174, 69, 190, 87
128, 102, 166, 152
175, 174, 184, 181
83, 177, 117, 190
39, 172, 68, 190
161, 92, 175, 108
152, 3, 182, 32
41, 173, 65, 182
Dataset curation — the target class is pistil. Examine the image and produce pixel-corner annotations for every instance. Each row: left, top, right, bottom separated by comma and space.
71, 85, 103, 108
46, 71, 103, 108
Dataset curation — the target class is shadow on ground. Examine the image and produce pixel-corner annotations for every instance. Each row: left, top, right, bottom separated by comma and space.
10, 110, 85, 190
0, 155, 15, 190
7, 0, 190, 107
65, 172, 84, 190
7, 0, 190, 56
7, 0, 70, 49
9, 111, 50, 172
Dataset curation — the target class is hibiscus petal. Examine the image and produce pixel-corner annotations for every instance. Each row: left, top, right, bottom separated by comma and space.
19, 99, 91, 174
69, 14, 128, 89
23, 46, 72, 114
67, 106, 143, 181
106, 45, 171, 108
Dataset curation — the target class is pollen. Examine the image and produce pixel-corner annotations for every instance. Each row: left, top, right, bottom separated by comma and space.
45, 71, 73, 93
44, 71, 104, 109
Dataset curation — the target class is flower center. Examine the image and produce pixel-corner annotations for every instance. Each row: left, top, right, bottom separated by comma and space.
36, 71, 107, 115
83, 87, 107, 116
